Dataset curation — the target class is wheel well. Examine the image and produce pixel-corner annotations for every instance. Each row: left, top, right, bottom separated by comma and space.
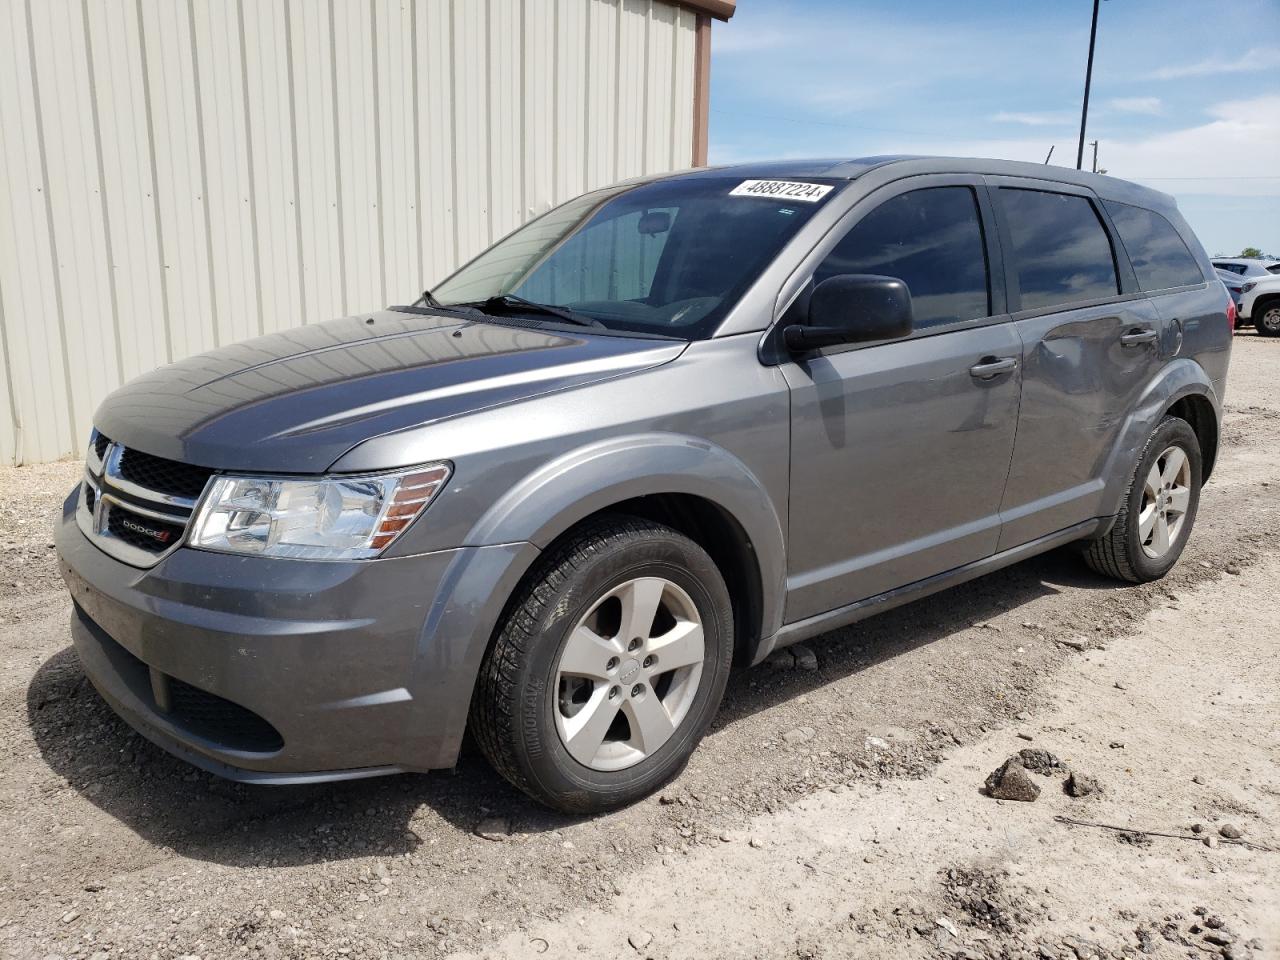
1253, 292, 1280, 315
563, 494, 765, 668
1166, 394, 1218, 481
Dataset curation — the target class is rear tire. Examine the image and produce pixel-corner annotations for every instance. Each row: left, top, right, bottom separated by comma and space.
470, 515, 734, 813
1084, 416, 1201, 583
1255, 300, 1280, 337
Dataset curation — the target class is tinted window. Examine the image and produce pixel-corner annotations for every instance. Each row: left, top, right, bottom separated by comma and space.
815, 187, 990, 329
1105, 202, 1203, 290
999, 189, 1118, 310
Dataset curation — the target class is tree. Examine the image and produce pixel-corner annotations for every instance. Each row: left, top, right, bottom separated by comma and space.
1240, 246, 1263, 259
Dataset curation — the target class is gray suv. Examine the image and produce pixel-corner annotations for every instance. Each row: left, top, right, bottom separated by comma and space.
55, 157, 1231, 812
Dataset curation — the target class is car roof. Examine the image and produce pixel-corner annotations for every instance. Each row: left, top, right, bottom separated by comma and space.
1213, 258, 1278, 266
660, 155, 1179, 213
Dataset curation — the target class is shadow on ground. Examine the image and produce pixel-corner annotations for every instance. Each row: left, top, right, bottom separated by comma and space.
26, 545, 1117, 868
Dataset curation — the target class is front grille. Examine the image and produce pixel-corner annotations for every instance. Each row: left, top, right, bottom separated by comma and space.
168, 677, 284, 753
106, 505, 184, 554
118, 447, 215, 500
79, 434, 217, 568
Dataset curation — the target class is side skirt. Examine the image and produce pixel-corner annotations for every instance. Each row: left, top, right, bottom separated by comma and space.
753, 517, 1107, 664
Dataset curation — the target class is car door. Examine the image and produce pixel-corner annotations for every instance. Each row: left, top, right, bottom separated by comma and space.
989, 179, 1167, 550
780, 178, 1022, 623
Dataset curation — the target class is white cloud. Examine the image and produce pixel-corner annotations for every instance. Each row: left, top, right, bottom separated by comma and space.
1145, 48, 1280, 80
992, 111, 1077, 127
1106, 96, 1163, 115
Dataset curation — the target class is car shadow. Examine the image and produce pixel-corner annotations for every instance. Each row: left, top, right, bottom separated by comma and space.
26, 545, 1117, 867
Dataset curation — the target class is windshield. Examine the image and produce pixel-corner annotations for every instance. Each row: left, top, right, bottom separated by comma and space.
424, 176, 838, 338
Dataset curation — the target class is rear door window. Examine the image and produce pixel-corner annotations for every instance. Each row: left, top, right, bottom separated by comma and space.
815, 186, 991, 330
1105, 202, 1203, 290
998, 188, 1119, 310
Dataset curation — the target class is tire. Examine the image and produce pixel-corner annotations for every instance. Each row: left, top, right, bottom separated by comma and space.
1255, 300, 1280, 337
1084, 415, 1202, 583
470, 515, 734, 813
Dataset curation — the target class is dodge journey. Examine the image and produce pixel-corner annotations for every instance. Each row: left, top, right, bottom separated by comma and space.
56, 156, 1232, 812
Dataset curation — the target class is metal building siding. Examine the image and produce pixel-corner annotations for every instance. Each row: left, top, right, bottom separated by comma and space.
0, 0, 699, 465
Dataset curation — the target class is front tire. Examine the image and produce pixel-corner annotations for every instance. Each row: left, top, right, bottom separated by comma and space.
1255, 300, 1280, 337
1083, 415, 1202, 583
470, 516, 734, 813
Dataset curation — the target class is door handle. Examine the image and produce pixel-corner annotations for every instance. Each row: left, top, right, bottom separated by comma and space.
969, 356, 1018, 380
1119, 328, 1158, 347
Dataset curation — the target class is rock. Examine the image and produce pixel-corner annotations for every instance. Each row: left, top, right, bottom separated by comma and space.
1190, 823, 1205, 834
59, 910, 79, 924
935, 916, 961, 939
1225, 563, 1241, 575
1192, 774, 1205, 785
1065, 770, 1101, 797
658, 793, 677, 805
1017, 732, 1034, 742
1017, 748, 1062, 775
782, 726, 815, 745
1219, 823, 1244, 839
1015, 711, 1031, 721
268, 909, 285, 921
749, 837, 763, 849
474, 817, 511, 841
864, 735, 890, 751
791, 643, 819, 671
1060, 637, 1088, 651
628, 930, 653, 951
1109, 741, 1125, 749
765, 649, 796, 670
984, 758, 1041, 802
1204, 836, 1219, 849
1204, 931, 1234, 947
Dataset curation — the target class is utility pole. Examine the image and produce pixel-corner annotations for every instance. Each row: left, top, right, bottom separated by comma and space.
1076, 0, 1101, 170
1089, 140, 1099, 173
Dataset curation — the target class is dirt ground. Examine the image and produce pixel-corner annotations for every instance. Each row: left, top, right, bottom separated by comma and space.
1, 334, 1277, 960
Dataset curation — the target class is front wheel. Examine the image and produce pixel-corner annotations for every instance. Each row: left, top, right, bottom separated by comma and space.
470, 516, 734, 813
1255, 301, 1280, 337
1083, 415, 1202, 583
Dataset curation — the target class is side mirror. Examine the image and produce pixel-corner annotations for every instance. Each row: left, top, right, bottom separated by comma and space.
784, 274, 913, 352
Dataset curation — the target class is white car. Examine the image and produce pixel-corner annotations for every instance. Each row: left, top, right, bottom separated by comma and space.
1212, 259, 1280, 335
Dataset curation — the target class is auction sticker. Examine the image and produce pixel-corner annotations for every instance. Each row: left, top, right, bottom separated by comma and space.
729, 180, 833, 202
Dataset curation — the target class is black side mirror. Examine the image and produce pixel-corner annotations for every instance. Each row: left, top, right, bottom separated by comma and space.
784, 274, 913, 352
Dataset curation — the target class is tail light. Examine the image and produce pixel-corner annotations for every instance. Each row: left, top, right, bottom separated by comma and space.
1225, 285, 1237, 332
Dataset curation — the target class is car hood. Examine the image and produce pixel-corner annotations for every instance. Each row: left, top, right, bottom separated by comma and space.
94, 310, 685, 473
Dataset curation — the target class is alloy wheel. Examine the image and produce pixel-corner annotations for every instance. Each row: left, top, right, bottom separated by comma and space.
1138, 445, 1191, 559
1261, 306, 1280, 333
553, 577, 705, 771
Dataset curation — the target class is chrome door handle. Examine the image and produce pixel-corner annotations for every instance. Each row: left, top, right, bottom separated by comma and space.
1119, 328, 1158, 346
969, 356, 1018, 380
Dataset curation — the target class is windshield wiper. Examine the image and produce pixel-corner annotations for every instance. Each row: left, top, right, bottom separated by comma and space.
475, 294, 605, 329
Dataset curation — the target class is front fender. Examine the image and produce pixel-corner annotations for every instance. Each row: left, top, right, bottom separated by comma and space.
1097, 358, 1220, 520
466, 432, 788, 642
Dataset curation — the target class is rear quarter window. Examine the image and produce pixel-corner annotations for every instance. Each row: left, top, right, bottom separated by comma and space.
1105, 201, 1204, 291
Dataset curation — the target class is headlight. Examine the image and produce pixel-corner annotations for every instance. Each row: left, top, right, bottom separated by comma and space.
189, 464, 450, 560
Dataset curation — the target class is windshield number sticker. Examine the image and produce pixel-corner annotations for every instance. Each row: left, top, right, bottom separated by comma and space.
729, 180, 832, 203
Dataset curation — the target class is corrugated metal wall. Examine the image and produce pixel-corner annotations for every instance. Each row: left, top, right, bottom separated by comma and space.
0, 0, 698, 465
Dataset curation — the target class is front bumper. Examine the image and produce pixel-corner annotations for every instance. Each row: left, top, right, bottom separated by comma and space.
55, 492, 538, 782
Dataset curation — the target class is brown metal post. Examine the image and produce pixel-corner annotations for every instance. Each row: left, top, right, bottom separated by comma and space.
692, 14, 712, 167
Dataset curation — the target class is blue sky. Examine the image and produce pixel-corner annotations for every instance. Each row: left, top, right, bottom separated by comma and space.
709, 0, 1280, 258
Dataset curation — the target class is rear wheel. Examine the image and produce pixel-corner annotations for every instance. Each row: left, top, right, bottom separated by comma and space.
1083, 416, 1201, 583
470, 516, 734, 813
1256, 300, 1280, 337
